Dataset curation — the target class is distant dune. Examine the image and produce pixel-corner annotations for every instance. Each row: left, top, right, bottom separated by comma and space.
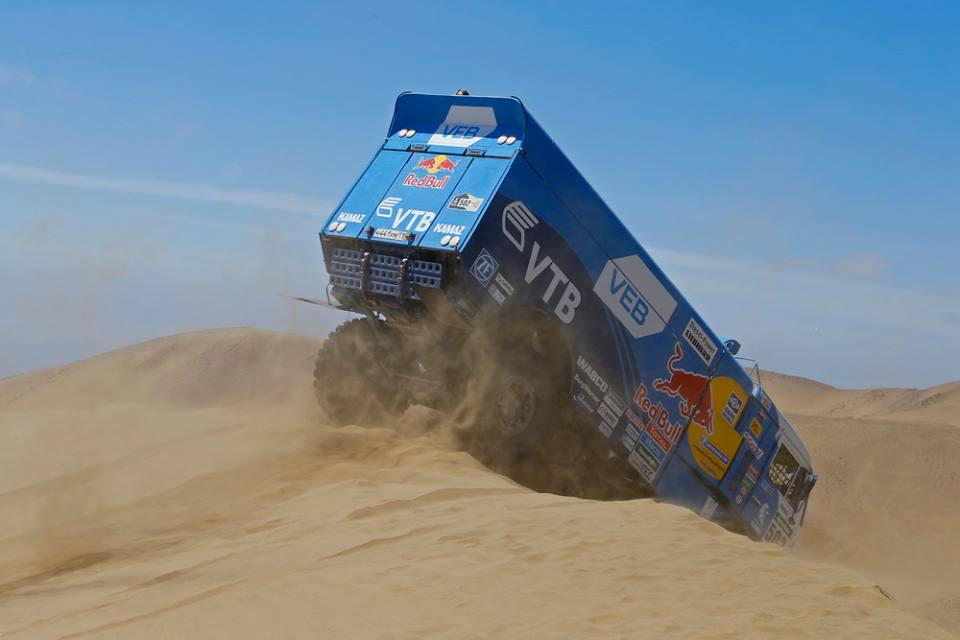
0, 328, 956, 638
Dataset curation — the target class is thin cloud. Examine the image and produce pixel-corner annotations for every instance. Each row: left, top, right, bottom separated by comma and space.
648, 246, 958, 337
0, 65, 37, 83
0, 163, 331, 214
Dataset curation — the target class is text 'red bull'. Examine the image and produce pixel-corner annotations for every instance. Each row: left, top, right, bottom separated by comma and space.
404, 155, 457, 189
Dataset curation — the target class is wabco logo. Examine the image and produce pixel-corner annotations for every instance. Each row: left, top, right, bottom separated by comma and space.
594, 255, 677, 339
576, 356, 609, 394
375, 197, 436, 232
501, 201, 581, 324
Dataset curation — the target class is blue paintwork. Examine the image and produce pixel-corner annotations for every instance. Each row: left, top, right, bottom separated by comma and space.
318, 92, 816, 546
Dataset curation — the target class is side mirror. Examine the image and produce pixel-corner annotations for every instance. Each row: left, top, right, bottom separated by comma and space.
723, 339, 741, 355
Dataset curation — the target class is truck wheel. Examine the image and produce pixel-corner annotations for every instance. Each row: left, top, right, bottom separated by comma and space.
458, 312, 571, 465
314, 318, 409, 425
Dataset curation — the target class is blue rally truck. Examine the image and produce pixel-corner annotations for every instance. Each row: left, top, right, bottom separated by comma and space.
313, 92, 816, 547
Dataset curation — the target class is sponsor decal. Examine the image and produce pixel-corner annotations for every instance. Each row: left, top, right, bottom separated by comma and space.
573, 374, 601, 405
743, 433, 764, 460
764, 511, 794, 546
603, 391, 626, 417
597, 401, 620, 429
633, 441, 661, 470
576, 356, 609, 394
621, 423, 641, 450
402, 155, 458, 190
703, 440, 730, 466
372, 228, 413, 242
748, 418, 764, 438
502, 201, 581, 324
574, 392, 595, 415
685, 374, 747, 480
336, 212, 365, 224
643, 422, 672, 454
375, 197, 436, 232
494, 272, 514, 296
427, 105, 498, 148
449, 192, 484, 212
639, 431, 666, 462
682, 316, 718, 366
630, 384, 684, 445
721, 392, 744, 426
627, 451, 657, 482
598, 421, 614, 438
470, 249, 498, 287
433, 223, 466, 235
653, 344, 712, 433
593, 255, 677, 340
487, 283, 506, 305
760, 392, 772, 412
752, 502, 771, 532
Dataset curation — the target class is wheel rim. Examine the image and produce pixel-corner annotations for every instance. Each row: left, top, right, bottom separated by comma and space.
495, 375, 537, 437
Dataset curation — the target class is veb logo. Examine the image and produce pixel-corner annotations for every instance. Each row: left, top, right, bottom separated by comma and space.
593, 255, 677, 339
470, 249, 498, 287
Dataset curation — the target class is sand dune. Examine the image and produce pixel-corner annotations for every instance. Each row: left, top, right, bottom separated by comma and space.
0, 329, 956, 638
761, 372, 960, 632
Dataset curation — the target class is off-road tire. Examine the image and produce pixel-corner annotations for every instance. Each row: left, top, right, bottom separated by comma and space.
457, 310, 650, 500
314, 318, 409, 425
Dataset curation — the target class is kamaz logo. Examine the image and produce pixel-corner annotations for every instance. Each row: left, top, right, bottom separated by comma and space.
594, 256, 678, 339
336, 212, 365, 224
502, 201, 581, 324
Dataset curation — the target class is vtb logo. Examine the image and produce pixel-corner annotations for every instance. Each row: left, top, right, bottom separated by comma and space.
375, 196, 435, 232
501, 201, 580, 324
501, 201, 539, 251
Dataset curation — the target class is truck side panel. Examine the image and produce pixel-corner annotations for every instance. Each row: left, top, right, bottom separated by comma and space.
460, 153, 777, 536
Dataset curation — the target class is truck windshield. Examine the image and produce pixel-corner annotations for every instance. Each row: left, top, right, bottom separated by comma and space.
768, 444, 809, 510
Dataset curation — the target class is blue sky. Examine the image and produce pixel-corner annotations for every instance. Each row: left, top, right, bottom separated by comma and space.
1, 1, 958, 388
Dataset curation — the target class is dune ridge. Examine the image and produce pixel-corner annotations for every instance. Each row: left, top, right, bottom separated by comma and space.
0, 328, 956, 638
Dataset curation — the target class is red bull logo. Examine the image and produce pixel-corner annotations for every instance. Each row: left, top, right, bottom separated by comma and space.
653, 343, 713, 434
402, 154, 457, 189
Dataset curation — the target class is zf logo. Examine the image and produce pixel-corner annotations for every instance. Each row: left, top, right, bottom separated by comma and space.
501, 201, 581, 324
470, 249, 498, 287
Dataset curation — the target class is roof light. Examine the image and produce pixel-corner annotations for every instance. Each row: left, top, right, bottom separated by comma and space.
405, 129, 416, 138
327, 222, 338, 231
336, 222, 347, 232
398, 129, 408, 137
449, 236, 461, 246
497, 135, 508, 144
506, 136, 517, 145
440, 235, 451, 246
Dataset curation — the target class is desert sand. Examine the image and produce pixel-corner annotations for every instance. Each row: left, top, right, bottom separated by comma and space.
0, 328, 956, 638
